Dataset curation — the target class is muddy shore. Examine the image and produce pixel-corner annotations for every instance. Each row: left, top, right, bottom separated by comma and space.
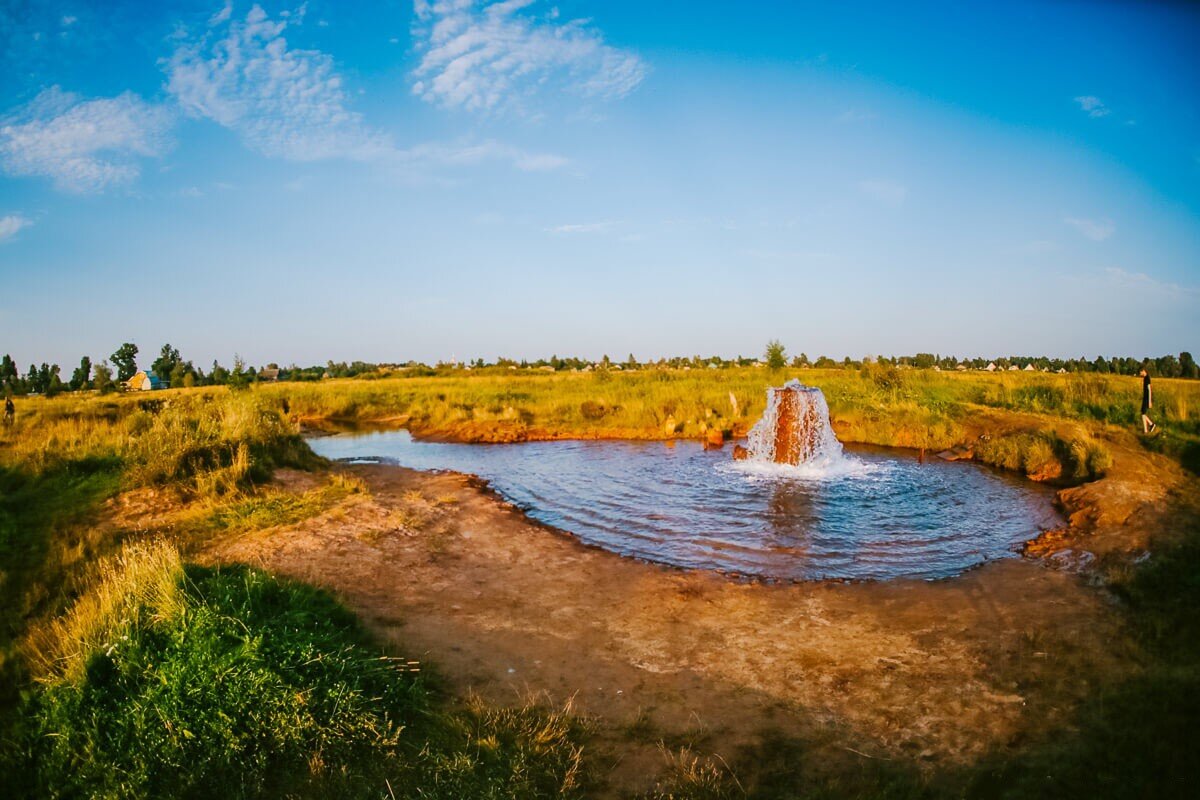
198, 426, 1193, 795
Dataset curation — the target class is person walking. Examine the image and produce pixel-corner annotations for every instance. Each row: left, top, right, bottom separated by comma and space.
1139, 368, 1157, 434
3, 395, 13, 424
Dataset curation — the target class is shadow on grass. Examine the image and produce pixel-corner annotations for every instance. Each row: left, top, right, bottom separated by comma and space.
0, 457, 123, 706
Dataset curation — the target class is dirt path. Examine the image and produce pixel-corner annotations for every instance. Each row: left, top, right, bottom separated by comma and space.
196, 442, 1188, 795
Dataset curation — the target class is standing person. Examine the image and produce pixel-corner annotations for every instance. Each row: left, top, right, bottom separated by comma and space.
3, 395, 13, 424
1140, 368, 1157, 434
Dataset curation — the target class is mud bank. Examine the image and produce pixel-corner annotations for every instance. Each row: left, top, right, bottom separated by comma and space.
199, 425, 1193, 793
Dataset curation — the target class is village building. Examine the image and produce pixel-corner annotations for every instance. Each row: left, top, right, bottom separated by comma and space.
126, 371, 167, 391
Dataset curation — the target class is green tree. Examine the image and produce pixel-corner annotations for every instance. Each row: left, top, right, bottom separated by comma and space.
111, 342, 139, 382
1181, 352, 1197, 380
93, 361, 115, 394
152, 343, 181, 379
764, 339, 787, 370
0, 354, 16, 387
227, 355, 251, 391
69, 356, 92, 390
43, 364, 63, 397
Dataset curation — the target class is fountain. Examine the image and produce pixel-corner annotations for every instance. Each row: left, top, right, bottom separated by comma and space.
734, 379, 844, 466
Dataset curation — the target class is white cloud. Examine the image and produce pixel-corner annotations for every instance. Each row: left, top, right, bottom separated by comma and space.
0, 214, 32, 243
1104, 267, 1197, 298
397, 139, 567, 172
1065, 216, 1115, 241
411, 0, 647, 113
858, 179, 907, 206
1074, 95, 1110, 118
0, 87, 172, 192
209, 1, 233, 26
166, 5, 567, 175
166, 4, 392, 162
547, 220, 618, 234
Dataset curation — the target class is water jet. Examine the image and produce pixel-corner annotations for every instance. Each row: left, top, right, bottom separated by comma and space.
736, 379, 843, 466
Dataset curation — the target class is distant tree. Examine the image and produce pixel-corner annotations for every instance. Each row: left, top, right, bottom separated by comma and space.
70, 356, 92, 390
111, 343, 139, 382
93, 361, 115, 394
227, 355, 251, 391
210, 360, 230, 385
0, 354, 16, 387
1156, 354, 1181, 378
43, 364, 64, 397
152, 343, 181, 379
913, 353, 936, 369
764, 340, 787, 370
1181, 352, 1198, 380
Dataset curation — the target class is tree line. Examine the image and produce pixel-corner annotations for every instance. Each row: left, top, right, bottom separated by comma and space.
2, 343, 1196, 397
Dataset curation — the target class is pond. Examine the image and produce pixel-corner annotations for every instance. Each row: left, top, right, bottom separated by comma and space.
309, 431, 1062, 582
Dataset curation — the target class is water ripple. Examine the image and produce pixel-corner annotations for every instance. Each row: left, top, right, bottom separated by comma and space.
310, 432, 1062, 581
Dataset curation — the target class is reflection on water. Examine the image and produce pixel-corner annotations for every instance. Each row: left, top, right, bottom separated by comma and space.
309, 432, 1062, 581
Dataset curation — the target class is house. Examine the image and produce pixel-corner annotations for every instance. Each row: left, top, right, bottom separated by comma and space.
126, 371, 167, 391
1007, 365, 1020, 371
259, 367, 280, 382
1023, 364, 1036, 372
984, 362, 997, 372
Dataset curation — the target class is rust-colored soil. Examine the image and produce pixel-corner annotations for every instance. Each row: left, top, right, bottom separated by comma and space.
198, 431, 1192, 795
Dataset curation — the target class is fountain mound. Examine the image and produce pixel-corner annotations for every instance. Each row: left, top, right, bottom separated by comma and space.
735, 379, 844, 467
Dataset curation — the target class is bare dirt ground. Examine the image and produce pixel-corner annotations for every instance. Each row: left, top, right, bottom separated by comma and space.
194, 434, 1194, 795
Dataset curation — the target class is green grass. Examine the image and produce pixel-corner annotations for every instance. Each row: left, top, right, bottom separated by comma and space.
6, 543, 586, 800
256, 368, 1199, 460
2, 372, 1199, 798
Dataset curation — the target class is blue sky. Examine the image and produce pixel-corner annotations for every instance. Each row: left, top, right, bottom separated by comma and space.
0, 0, 1197, 369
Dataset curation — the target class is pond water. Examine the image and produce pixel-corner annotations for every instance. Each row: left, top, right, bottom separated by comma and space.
309, 431, 1062, 582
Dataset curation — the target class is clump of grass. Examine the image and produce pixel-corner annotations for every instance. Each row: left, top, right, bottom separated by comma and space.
636, 748, 744, 800
975, 432, 1111, 482
8, 547, 588, 799
170, 474, 366, 542
23, 541, 185, 684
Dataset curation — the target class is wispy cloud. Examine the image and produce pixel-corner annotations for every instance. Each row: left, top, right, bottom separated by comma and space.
0, 214, 33, 243
165, 5, 567, 175
0, 87, 172, 192
858, 179, 907, 206
1074, 95, 1110, 118
547, 220, 619, 234
1104, 267, 1197, 298
1065, 216, 1115, 241
411, 0, 647, 113
400, 139, 567, 171
166, 5, 392, 162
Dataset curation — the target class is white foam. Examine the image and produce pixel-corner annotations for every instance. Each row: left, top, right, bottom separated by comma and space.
718, 454, 881, 482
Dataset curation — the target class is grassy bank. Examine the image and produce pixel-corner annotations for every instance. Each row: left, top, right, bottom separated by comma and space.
0, 390, 587, 798
2, 371, 1198, 798
263, 367, 1200, 479
8, 542, 585, 799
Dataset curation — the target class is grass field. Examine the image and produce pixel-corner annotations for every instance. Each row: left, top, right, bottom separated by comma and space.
1, 368, 1198, 798
262, 366, 1200, 478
